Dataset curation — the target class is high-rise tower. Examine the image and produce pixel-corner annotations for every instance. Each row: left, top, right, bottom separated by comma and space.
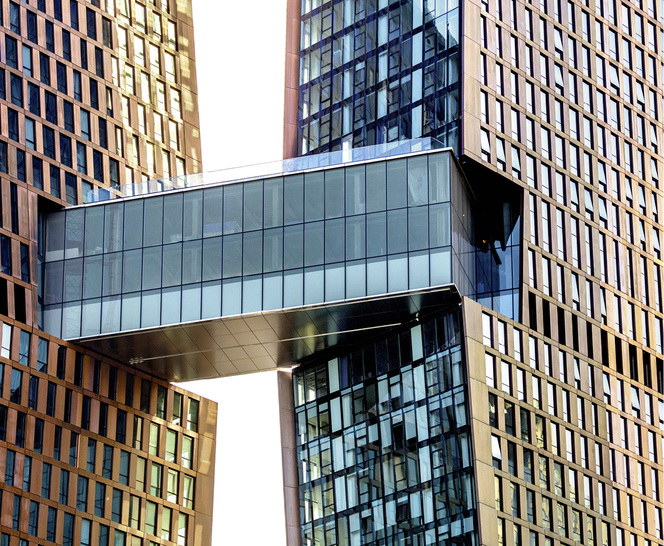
289, 0, 664, 545
0, 1, 214, 545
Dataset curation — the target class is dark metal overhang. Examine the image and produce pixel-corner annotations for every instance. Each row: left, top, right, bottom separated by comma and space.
72, 285, 461, 382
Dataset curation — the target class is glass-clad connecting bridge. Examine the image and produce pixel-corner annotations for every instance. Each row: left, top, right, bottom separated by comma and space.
39, 141, 476, 379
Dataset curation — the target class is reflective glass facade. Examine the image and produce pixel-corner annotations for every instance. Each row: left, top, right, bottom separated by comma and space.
41, 149, 475, 340
293, 308, 477, 545
299, 0, 461, 155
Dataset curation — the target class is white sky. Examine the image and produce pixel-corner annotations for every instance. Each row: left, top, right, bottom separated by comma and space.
178, 1, 291, 545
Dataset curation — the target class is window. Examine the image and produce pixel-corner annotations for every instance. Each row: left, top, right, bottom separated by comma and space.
182, 435, 193, 469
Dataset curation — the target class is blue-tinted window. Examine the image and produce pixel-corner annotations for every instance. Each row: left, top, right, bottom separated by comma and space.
73, 70, 82, 100
49, 165, 60, 198
20, 244, 29, 282
62, 29, 71, 61
9, 3, 20, 33
70, 1, 79, 29
16, 150, 25, 182
43, 127, 56, 159
26, 11, 38, 43
54, 0, 63, 21
39, 53, 50, 84
95, 47, 104, 77
27, 83, 40, 114
1, 236, 11, 275
90, 79, 99, 109
60, 135, 72, 167
8, 109, 19, 141
32, 157, 43, 190
57, 62, 67, 93
77, 142, 87, 173
5, 37, 18, 68
63, 101, 74, 131
80, 38, 88, 69
10, 75, 22, 107
93, 150, 104, 181
98, 118, 107, 148
45, 91, 57, 124
45, 21, 54, 52
87, 8, 97, 39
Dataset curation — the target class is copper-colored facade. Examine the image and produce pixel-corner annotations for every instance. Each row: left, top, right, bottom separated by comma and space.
0, 0, 213, 544
289, 0, 664, 544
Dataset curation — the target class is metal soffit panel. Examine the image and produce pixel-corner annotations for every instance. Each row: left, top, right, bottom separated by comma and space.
73, 286, 461, 382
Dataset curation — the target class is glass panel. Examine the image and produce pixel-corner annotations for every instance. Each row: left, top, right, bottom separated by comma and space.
63, 258, 83, 301
121, 292, 140, 330
346, 216, 365, 260
221, 279, 241, 315
122, 250, 142, 293
182, 241, 202, 284
162, 244, 182, 287
163, 194, 183, 243
223, 185, 242, 234
203, 187, 222, 237
159, 286, 179, 325
81, 299, 101, 336
62, 302, 81, 338
82, 256, 102, 298
324, 219, 345, 263
386, 159, 407, 209
141, 290, 161, 328
367, 257, 387, 295
325, 169, 344, 218
388, 253, 408, 292
201, 281, 221, 319
367, 212, 387, 257
283, 174, 304, 225
387, 209, 407, 254
243, 232, 262, 276
101, 296, 121, 333
366, 162, 386, 212
284, 225, 304, 269
263, 273, 283, 310
102, 253, 122, 296
65, 209, 84, 258
123, 200, 143, 249
345, 165, 365, 215
242, 276, 262, 313
243, 181, 263, 231
283, 270, 303, 307
305, 171, 324, 221
304, 266, 324, 304
408, 206, 428, 250
202, 237, 222, 281
142, 246, 162, 290
407, 155, 428, 205
304, 222, 324, 266
429, 203, 451, 247
84, 207, 104, 255
46, 212, 66, 261
428, 153, 450, 203
181, 284, 201, 321
103, 203, 123, 253
264, 178, 283, 228
183, 191, 203, 241
143, 197, 163, 247
325, 264, 344, 301
409, 251, 429, 288
222, 234, 242, 278
345, 260, 366, 298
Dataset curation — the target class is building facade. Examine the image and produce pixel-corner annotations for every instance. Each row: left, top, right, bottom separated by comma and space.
0, 0, 214, 545
290, 0, 664, 545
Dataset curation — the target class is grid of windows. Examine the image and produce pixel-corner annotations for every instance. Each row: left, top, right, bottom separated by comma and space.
299, 0, 461, 154
294, 308, 477, 545
0, 320, 205, 546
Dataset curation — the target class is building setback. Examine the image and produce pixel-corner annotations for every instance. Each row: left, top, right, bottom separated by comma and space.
0, 1, 214, 545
